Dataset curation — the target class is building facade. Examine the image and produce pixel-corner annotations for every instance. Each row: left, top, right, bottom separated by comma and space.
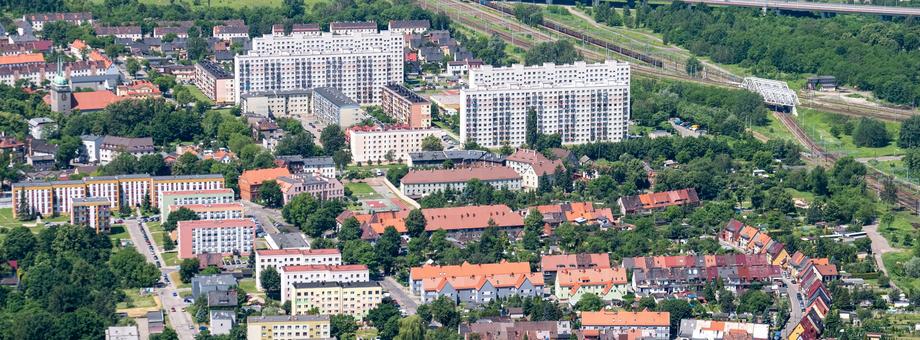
239, 167, 292, 202
580, 311, 671, 340
169, 202, 245, 220
554, 267, 630, 305
177, 219, 256, 259
399, 166, 522, 198
159, 189, 236, 221
348, 126, 440, 164
246, 315, 331, 340
97, 136, 155, 164
460, 60, 631, 148
380, 84, 431, 128
506, 149, 565, 191
290, 281, 383, 318
234, 30, 403, 105
279, 264, 370, 302
70, 197, 112, 233
276, 155, 336, 178
240, 89, 312, 119
255, 248, 342, 290
195, 61, 235, 104
312, 87, 362, 127
277, 174, 345, 204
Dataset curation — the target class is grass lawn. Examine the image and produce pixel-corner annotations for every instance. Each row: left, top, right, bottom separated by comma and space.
109, 225, 131, 247
786, 188, 815, 203
882, 251, 920, 293
345, 182, 379, 199
162, 251, 179, 267
117, 289, 159, 309
796, 108, 903, 159
749, 112, 796, 142
147, 222, 167, 249
89, 0, 322, 9
879, 210, 920, 249
182, 85, 213, 105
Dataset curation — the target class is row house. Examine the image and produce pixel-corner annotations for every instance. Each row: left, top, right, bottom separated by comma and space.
23, 12, 93, 31
580, 311, 671, 340
0, 60, 113, 86
524, 202, 615, 227
677, 319, 770, 340
254, 248, 342, 290
343, 204, 525, 242
719, 219, 790, 266
555, 267, 630, 305
409, 261, 531, 296
623, 254, 782, 296
420, 272, 545, 305
540, 253, 611, 282
460, 320, 572, 340
618, 188, 700, 215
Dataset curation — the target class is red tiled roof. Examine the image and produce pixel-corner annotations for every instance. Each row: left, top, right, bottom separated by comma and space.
239, 167, 291, 186
814, 264, 838, 277
507, 149, 565, 176
0, 53, 45, 66
581, 311, 670, 327
540, 253, 611, 272
410, 261, 531, 281
43, 90, 125, 111
256, 248, 340, 256
363, 205, 524, 234
178, 219, 255, 229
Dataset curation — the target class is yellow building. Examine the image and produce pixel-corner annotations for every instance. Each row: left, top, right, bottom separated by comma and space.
246, 315, 331, 340
291, 281, 383, 319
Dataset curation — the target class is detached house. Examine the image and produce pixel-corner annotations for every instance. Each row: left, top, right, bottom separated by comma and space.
555, 267, 630, 305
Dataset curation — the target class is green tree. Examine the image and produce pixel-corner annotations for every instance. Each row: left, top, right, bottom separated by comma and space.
881, 176, 898, 204
525, 107, 538, 147
179, 258, 200, 283
899, 115, 920, 148
658, 299, 693, 337
404, 209, 427, 238
0, 226, 36, 260
109, 248, 160, 288
395, 315, 426, 340
736, 290, 773, 314
54, 135, 81, 168
275, 133, 320, 158
342, 239, 378, 273
16, 190, 32, 221
126, 58, 140, 76
522, 209, 544, 252
852, 117, 890, 147
331, 314, 358, 339
283, 0, 305, 17
339, 217, 362, 242
260, 267, 282, 300
151, 327, 179, 340
686, 57, 703, 77
103, 153, 138, 175
163, 207, 200, 232
375, 227, 401, 275
574, 293, 606, 311
320, 125, 346, 156
421, 135, 443, 151
137, 154, 168, 176
162, 232, 175, 251
259, 180, 283, 208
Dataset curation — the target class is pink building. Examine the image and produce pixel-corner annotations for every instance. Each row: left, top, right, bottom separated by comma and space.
178, 219, 255, 259
277, 174, 345, 204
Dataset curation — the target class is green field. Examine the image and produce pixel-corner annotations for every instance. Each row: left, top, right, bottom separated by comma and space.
147, 222, 168, 249
879, 210, 920, 249
182, 85, 213, 105
109, 225, 131, 247
162, 251, 179, 266
117, 288, 158, 309
345, 182, 379, 199
882, 251, 920, 293
749, 112, 796, 142
796, 108, 903, 159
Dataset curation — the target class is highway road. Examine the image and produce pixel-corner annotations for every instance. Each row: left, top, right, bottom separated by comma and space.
681, 0, 920, 16
126, 219, 198, 340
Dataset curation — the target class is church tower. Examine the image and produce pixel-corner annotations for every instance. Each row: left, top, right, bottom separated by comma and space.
49, 58, 72, 114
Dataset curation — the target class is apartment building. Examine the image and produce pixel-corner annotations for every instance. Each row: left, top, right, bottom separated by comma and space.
381, 84, 431, 128
239, 167, 292, 202
240, 89, 312, 119
618, 188, 700, 215
24, 12, 94, 31
177, 219, 256, 259
255, 248, 342, 290
271, 23, 322, 37
275, 155, 336, 178
94, 26, 142, 40
407, 150, 505, 168
0, 60, 113, 86
623, 254, 783, 296
290, 281, 383, 318
400, 166, 522, 198
329, 21, 377, 35
159, 189, 236, 221
277, 174, 344, 204
420, 272, 544, 305
506, 149, 565, 190
213, 25, 249, 41
70, 197, 112, 233
279, 264, 370, 302
677, 319, 770, 340
580, 311, 671, 340
234, 30, 403, 105
409, 261, 532, 296
150, 174, 226, 206
0, 54, 45, 67
526, 202, 615, 227
246, 315, 331, 340
349, 204, 525, 241
540, 253, 611, 282
97, 136, 155, 164
169, 202, 244, 220
312, 87, 362, 127
387, 20, 430, 35
195, 60, 235, 104
460, 60, 631, 148
347, 125, 440, 164
555, 267, 629, 305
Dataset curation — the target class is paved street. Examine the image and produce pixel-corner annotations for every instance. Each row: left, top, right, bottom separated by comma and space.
127, 219, 197, 340
381, 277, 420, 314
781, 278, 802, 338
241, 200, 290, 234
863, 223, 901, 291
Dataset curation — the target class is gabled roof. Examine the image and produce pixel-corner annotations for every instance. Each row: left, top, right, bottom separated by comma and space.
581, 311, 670, 327
0, 53, 45, 66
507, 149, 565, 176
619, 188, 700, 213
724, 219, 744, 233
239, 167, 291, 186
556, 267, 627, 294
410, 261, 531, 281
540, 253, 611, 272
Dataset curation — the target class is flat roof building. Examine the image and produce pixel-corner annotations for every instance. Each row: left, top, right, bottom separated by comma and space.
400, 166, 522, 198
195, 60, 235, 104
290, 281, 383, 318
348, 125, 440, 164
313, 87, 362, 127
177, 219, 255, 259
247, 315, 331, 340
380, 83, 431, 128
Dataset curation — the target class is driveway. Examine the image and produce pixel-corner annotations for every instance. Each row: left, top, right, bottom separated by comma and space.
863, 223, 900, 291
241, 200, 289, 234
781, 278, 803, 338
380, 277, 420, 314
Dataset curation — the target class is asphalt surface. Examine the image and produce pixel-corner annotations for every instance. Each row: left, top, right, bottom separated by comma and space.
863, 223, 901, 291
781, 278, 803, 338
241, 200, 287, 234
126, 219, 197, 340
380, 277, 420, 314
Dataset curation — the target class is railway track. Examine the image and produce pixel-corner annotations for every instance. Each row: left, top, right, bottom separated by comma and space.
773, 111, 920, 212
800, 98, 915, 122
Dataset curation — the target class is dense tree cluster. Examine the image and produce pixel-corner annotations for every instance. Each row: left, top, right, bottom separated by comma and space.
644, 3, 920, 105
513, 4, 543, 26
524, 40, 582, 66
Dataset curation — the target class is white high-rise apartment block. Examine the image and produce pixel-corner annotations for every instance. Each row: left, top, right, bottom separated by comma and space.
460, 60, 631, 148
254, 248, 343, 290
234, 29, 404, 105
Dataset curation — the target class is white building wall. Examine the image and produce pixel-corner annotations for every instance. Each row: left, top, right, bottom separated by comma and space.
255, 252, 343, 290
279, 267, 369, 302
349, 128, 439, 164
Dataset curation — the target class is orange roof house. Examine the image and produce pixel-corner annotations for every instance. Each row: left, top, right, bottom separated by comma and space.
0, 53, 45, 66
617, 188, 700, 215
541, 253, 611, 274
43, 90, 125, 112
353, 204, 525, 240
410, 261, 531, 284
238, 167, 291, 202
581, 310, 670, 329
528, 202, 615, 226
